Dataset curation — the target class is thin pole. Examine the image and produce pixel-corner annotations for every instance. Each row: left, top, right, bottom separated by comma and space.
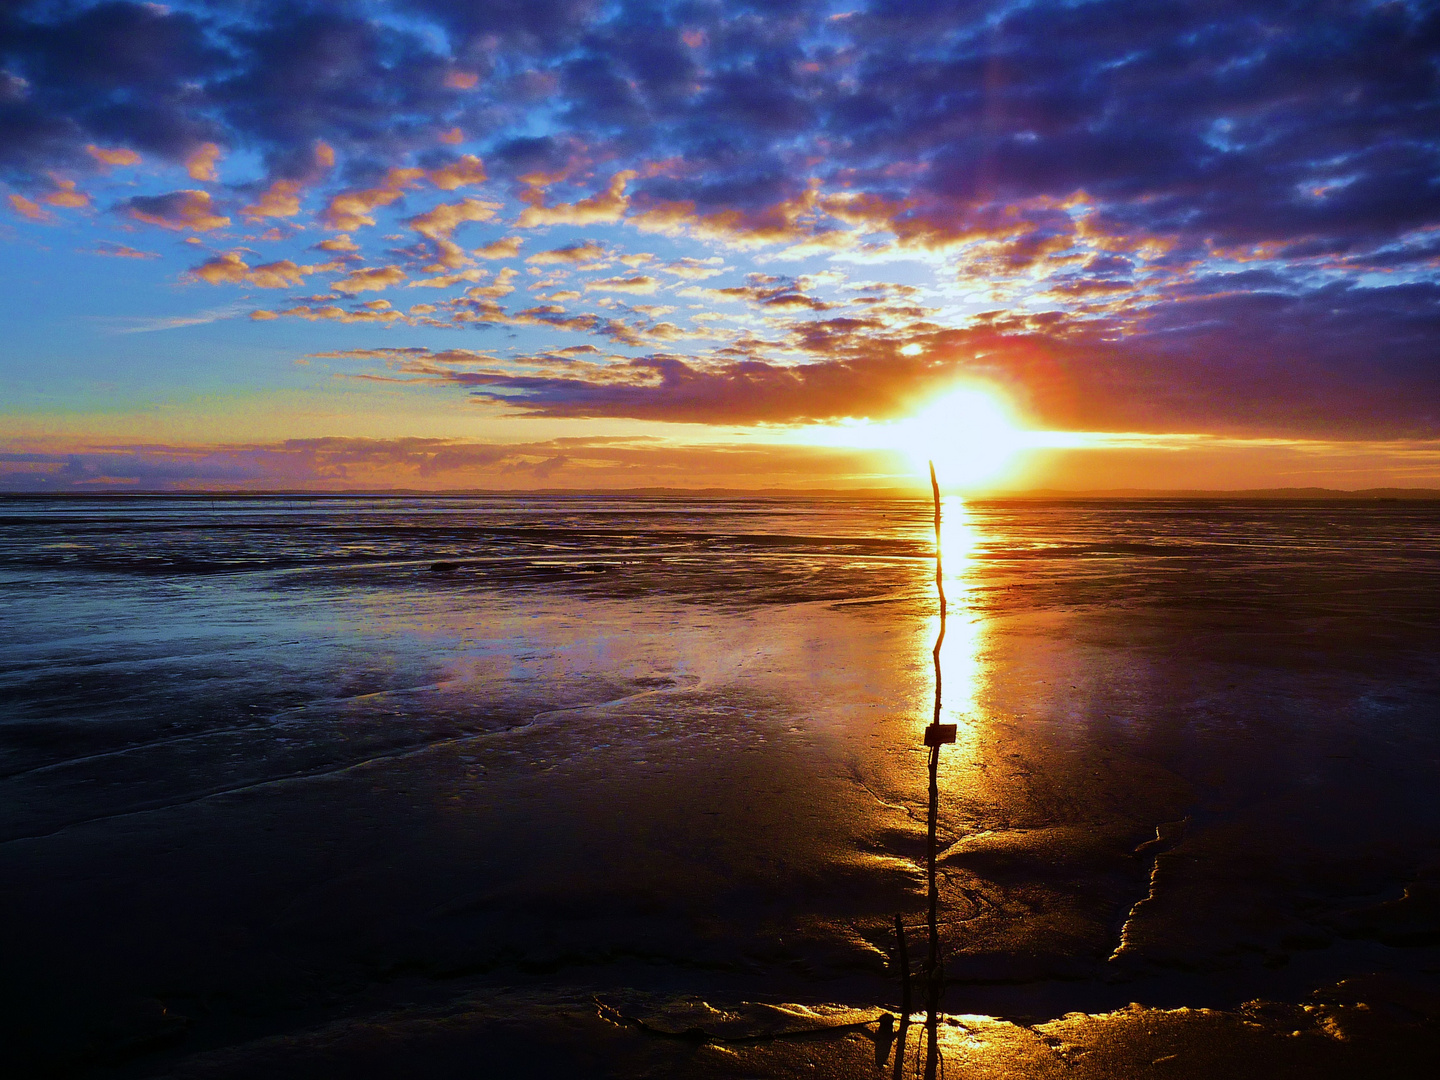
924, 460, 945, 1080
896, 912, 911, 1019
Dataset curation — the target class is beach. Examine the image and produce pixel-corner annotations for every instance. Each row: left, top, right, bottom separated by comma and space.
3, 495, 1439, 1077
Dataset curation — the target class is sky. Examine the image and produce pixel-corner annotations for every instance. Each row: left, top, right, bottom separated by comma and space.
2, 0, 1438, 492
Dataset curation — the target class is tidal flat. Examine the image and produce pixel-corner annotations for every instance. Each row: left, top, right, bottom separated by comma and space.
3, 495, 1439, 1077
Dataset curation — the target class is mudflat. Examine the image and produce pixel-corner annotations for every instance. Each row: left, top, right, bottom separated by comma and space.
3, 495, 1438, 1077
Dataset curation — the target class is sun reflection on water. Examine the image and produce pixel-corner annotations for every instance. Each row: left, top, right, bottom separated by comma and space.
932, 495, 988, 728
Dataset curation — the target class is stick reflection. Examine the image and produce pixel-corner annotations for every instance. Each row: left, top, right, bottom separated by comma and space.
888, 472, 978, 1077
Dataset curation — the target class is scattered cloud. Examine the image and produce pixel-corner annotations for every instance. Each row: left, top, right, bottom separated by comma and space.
331, 264, 407, 294
8, 193, 53, 222
475, 236, 523, 259
407, 197, 501, 268
122, 190, 230, 232
85, 145, 141, 168
585, 274, 659, 295
321, 168, 425, 231
242, 179, 304, 221
89, 242, 159, 259
517, 171, 634, 228
427, 154, 487, 191
185, 143, 222, 183
527, 240, 605, 265
0, 0, 1437, 448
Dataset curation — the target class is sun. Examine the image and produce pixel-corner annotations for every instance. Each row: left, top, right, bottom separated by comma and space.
790, 382, 1033, 488
888, 386, 1027, 487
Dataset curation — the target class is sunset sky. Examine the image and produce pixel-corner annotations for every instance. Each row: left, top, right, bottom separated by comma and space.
2, 0, 1438, 491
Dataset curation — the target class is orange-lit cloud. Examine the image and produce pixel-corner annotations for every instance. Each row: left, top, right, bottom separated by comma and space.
462, 267, 517, 297
8, 193, 53, 222
321, 168, 424, 230
43, 176, 89, 209
427, 154, 487, 191
313, 233, 359, 253
85, 145, 142, 168
241, 179, 304, 220
330, 264, 407, 294
475, 236, 522, 259
267, 302, 406, 324
409, 268, 490, 288
585, 274, 659, 294
123, 189, 230, 232
188, 251, 329, 288
630, 182, 823, 247
517, 170, 634, 228
407, 197, 501, 268
185, 143, 223, 182
527, 240, 605, 265
188, 250, 249, 284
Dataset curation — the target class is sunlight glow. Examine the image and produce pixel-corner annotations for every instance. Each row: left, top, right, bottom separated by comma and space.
936, 495, 986, 725
892, 388, 1026, 486
796, 384, 1030, 487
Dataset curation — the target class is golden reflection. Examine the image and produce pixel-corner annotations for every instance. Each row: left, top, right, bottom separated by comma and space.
933, 495, 987, 727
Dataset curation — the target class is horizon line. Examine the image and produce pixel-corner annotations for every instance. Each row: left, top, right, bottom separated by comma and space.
4, 485, 1440, 500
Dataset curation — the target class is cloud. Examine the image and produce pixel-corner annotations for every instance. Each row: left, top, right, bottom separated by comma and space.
408, 268, 490, 288
321, 168, 425, 230
270, 303, 405, 324
427, 154, 487, 191
242, 179, 304, 220
185, 142, 222, 182
122, 190, 230, 232
406, 197, 501, 267
90, 242, 159, 259
584, 274, 659, 294
106, 303, 253, 333
85, 145, 141, 167
331, 264, 408, 294
188, 251, 250, 284
516, 170, 634, 227
8, 193, 53, 222
313, 233, 360, 253
657, 257, 724, 280
681, 274, 835, 311
189, 251, 340, 288
527, 240, 605, 264
43, 176, 89, 209
474, 236, 523, 259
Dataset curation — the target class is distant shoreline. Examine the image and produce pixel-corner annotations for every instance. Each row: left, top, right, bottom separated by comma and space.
4, 486, 1440, 501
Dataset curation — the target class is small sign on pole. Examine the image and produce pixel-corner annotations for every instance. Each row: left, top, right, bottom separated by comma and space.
923, 723, 957, 746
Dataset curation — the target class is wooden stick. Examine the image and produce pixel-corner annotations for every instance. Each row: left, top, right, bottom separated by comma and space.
896, 912, 911, 1019
924, 460, 946, 1080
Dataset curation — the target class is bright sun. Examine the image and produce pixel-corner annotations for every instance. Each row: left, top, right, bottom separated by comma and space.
793, 383, 1034, 488
888, 386, 1027, 486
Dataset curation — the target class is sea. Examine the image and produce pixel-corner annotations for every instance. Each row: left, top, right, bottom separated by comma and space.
3, 494, 1439, 1077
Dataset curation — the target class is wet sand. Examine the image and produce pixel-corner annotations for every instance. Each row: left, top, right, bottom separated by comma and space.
2, 496, 1438, 1076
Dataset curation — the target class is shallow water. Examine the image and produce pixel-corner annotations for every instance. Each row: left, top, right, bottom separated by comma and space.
3, 495, 1439, 1076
